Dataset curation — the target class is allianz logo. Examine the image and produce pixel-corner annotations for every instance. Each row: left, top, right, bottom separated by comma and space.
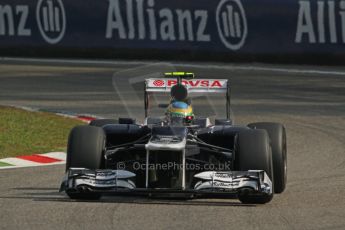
106, 0, 248, 50
36, 0, 66, 44
296, 0, 345, 44
0, 0, 66, 44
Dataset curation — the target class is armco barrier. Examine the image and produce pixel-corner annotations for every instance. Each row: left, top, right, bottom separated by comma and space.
0, 0, 345, 64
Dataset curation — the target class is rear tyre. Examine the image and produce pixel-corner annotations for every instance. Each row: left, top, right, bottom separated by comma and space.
248, 122, 287, 193
89, 119, 118, 127
65, 125, 106, 200
236, 129, 274, 204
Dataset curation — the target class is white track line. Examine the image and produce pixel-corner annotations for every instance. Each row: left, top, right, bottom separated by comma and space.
0, 157, 43, 167
0, 152, 66, 170
40, 152, 66, 161
0, 161, 65, 170
1, 57, 345, 76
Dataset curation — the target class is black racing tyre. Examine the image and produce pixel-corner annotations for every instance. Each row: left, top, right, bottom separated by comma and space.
65, 125, 106, 200
66, 125, 105, 170
237, 129, 274, 204
89, 119, 118, 127
248, 122, 287, 193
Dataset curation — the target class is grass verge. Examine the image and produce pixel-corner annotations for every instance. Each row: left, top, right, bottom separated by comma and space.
0, 106, 84, 158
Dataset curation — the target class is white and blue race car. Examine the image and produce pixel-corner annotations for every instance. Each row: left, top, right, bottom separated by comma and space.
60, 72, 287, 204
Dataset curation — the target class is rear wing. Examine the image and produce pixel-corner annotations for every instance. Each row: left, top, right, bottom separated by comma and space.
145, 78, 229, 93
144, 78, 231, 119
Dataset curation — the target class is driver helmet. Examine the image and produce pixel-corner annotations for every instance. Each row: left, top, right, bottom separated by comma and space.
166, 101, 194, 125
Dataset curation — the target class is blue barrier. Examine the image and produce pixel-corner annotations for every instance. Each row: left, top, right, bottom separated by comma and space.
0, 0, 344, 62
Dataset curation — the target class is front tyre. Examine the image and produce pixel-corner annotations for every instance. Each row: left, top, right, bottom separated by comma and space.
248, 122, 287, 193
236, 129, 274, 204
65, 125, 106, 200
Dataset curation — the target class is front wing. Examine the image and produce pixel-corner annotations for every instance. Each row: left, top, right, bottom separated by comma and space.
60, 168, 272, 198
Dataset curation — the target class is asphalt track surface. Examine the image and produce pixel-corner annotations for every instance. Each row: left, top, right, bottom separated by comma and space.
0, 58, 345, 230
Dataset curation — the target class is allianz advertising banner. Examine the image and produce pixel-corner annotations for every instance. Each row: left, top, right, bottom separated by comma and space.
0, 0, 344, 57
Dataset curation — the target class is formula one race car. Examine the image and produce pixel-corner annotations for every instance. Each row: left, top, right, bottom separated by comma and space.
60, 72, 287, 204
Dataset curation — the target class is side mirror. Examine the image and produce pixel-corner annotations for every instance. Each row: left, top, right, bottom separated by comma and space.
119, 117, 136, 124
158, 103, 169, 108
215, 119, 233, 126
